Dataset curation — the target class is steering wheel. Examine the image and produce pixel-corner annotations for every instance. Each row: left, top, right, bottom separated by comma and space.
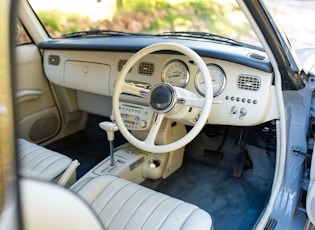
112, 42, 213, 153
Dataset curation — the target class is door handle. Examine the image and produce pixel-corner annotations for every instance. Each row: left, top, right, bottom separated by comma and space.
15, 89, 43, 103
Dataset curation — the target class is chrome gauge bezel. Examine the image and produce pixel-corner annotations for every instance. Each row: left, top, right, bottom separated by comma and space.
161, 60, 189, 88
194, 64, 226, 97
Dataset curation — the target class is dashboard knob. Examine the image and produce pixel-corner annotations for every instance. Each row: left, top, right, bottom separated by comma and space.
138, 120, 147, 128
239, 108, 247, 119
230, 106, 238, 114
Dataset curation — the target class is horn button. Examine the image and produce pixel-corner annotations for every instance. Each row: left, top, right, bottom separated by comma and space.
149, 83, 176, 113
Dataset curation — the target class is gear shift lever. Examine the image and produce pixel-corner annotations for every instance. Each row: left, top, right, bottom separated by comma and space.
99, 121, 118, 166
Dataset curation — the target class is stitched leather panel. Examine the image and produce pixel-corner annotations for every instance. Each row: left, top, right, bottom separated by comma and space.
17, 138, 72, 181
74, 175, 212, 230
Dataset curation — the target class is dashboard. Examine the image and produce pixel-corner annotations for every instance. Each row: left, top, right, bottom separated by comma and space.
40, 37, 279, 127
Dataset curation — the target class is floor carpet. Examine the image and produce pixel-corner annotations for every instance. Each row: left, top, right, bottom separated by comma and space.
154, 129, 276, 230
46, 116, 276, 229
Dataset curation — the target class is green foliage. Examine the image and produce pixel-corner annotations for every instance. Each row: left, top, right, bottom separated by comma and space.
35, 0, 248, 41
36, 10, 93, 36
121, 0, 170, 13
37, 10, 61, 32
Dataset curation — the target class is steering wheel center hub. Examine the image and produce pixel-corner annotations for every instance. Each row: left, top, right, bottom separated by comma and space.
149, 83, 176, 113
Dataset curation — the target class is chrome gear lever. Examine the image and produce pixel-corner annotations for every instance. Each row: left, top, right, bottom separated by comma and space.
99, 121, 118, 166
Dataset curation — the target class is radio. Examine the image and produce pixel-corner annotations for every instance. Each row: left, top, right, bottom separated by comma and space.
114, 102, 153, 130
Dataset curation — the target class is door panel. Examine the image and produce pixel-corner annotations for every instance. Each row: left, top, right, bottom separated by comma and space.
15, 44, 61, 143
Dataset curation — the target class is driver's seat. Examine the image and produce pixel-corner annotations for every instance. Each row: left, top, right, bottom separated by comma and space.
21, 175, 213, 230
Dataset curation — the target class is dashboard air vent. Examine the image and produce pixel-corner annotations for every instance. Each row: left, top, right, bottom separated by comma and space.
237, 75, 261, 91
138, 62, 155, 75
117, 59, 128, 71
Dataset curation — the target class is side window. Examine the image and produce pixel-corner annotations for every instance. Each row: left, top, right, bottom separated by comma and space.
15, 20, 32, 46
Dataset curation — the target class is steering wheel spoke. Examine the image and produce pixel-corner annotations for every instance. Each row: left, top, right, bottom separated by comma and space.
177, 97, 204, 108
122, 82, 149, 99
144, 113, 165, 145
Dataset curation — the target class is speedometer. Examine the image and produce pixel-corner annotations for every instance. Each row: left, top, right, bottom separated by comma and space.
194, 64, 226, 97
162, 60, 189, 87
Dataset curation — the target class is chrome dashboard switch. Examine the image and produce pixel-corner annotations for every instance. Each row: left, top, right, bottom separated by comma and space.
230, 106, 238, 114
239, 108, 247, 119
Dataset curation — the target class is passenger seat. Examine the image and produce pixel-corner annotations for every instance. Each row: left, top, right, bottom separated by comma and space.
17, 138, 79, 186
71, 175, 212, 229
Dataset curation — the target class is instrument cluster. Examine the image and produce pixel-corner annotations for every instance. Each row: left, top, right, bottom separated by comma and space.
161, 59, 226, 97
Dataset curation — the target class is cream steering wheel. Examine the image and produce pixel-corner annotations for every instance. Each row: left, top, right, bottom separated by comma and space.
112, 42, 213, 153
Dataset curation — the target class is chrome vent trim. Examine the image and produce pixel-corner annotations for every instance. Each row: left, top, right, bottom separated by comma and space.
117, 59, 128, 71
138, 62, 155, 75
126, 80, 151, 89
237, 75, 261, 91
264, 218, 277, 230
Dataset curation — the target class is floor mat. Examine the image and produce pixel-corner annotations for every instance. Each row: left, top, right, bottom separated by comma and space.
155, 131, 275, 230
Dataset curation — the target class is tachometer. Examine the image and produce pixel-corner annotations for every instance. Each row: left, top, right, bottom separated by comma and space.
194, 64, 226, 97
162, 60, 189, 87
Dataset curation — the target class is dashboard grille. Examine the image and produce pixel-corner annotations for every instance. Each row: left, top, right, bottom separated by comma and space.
237, 75, 261, 91
117, 59, 128, 71
138, 62, 155, 75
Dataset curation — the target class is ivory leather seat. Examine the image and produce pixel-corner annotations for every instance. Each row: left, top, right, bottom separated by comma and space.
17, 138, 75, 182
18, 140, 212, 230
71, 175, 213, 230
21, 175, 213, 230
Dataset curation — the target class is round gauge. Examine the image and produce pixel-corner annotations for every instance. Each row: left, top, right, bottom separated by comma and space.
194, 64, 226, 97
162, 60, 189, 87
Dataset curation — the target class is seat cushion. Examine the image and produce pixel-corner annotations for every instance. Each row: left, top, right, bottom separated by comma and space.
72, 175, 212, 230
17, 138, 73, 181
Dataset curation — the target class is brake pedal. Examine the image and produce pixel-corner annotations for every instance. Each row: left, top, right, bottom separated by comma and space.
203, 149, 224, 166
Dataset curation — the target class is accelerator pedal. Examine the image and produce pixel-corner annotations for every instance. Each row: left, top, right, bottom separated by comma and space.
233, 149, 253, 177
203, 149, 224, 166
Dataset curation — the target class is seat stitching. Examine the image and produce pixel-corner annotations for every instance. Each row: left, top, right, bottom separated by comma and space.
19, 147, 44, 162
177, 208, 199, 229
157, 200, 183, 230
121, 189, 156, 230
31, 155, 70, 172
99, 182, 139, 227
89, 178, 132, 215
161, 203, 198, 229
108, 186, 144, 229
16, 140, 32, 154
136, 195, 169, 230
93, 182, 131, 215
75, 177, 116, 199
20, 148, 60, 166
70, 177, 95, 194
18, 141, 65, 164
18, 141, 49, 157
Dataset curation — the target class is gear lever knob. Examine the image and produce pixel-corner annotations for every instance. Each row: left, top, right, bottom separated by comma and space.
99, 121, 118, 166
99, 121, 118, 141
